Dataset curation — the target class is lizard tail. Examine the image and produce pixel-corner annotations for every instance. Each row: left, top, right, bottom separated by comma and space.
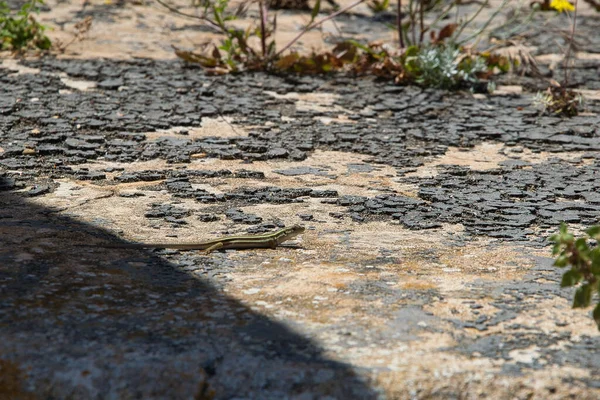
75, 243, 169, 249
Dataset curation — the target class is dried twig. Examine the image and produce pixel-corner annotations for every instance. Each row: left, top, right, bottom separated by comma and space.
271, 0, 365, 60
397, 0, 404, 48
563, 0, 578, 86
154, 0, 223, 32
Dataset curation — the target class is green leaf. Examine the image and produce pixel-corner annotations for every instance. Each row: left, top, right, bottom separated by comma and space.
593, 303, 600, 331
575, 238, 589, 253
404, 45, 420, 58
310, 0, 321, 23
551, 242, 562, 255
561, 269, 582, 287
212, 5, 224, 27
586, 225, 600, 240
35, 34, 51, 50
562, 233, 574, 244
590, 248, 600, 275
559, 222, 568, 235
573, 284, 592, 308
266, 40, 276, 56
554, 254, 570, 268
345, 40, 374, 56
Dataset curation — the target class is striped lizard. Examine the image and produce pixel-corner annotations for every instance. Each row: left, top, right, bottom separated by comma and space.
97, 225, 305, 253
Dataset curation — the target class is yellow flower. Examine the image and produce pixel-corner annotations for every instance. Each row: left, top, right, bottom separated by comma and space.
550, 0, 575, 12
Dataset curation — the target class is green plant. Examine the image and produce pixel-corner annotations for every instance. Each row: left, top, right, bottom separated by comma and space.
164, 0, 365, 72
550, 223, 600, 330
0, 0, 51, 51
396, 0, 506, 49
54, 16, 92, 53
270, 39, 507, 91
408, 44, 487, 89
367, 0, 390, 14
531, 0, 584, 116
533, 85, 582, 117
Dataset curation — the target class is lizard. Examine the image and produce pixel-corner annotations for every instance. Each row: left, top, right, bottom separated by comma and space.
93, 225, 306, 253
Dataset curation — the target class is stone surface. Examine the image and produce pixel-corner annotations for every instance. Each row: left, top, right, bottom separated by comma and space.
1, 1, 600, 399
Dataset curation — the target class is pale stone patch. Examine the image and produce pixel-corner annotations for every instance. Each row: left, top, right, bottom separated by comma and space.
220, 220, 540, 345
578, 89, 600, 101
425, 298, 499, 322
574, 52, 600, 61
494, 297, 600, 338
492, 85, 523, 95
2, 59, 97, 92
535, 53, 563, 67
265, 91, 339, 105
59, 73, 97, 91
503, 146, 596, 165
271, 149, 418, 197
143, 117, 246, 140
1, 59, 41, 75
406, 142, 509, 178
377, 364, 594, 400
29, 180, 228, 242
74, 149, 417, 198
264, 91, 353, 114
71, 158, 173, 174
316, 115, 357, 125
36, 0, 219, 60
509, 346, 541, 364
536, 52, 600, 65
406, 142, 596, 179
27, 180, 113, 213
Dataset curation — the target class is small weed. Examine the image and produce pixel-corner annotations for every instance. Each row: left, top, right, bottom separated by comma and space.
367, 0, 390, 14
533, 85, 582, 117
0, 0, 51, 51
53, 16, 93, 53
532, 0, 584, 116
550, 223, 600, 330
166, 0, 365, 73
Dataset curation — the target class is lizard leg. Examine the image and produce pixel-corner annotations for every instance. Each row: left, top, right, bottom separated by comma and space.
204, 242, 224, 254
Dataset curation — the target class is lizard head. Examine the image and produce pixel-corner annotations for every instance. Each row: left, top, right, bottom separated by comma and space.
287, 224, 306, 238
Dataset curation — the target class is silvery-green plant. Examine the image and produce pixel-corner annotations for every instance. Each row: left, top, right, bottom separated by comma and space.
414, 45, 486, 89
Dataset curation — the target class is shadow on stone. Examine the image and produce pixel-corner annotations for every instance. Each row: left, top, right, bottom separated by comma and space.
0, 177, 377, 399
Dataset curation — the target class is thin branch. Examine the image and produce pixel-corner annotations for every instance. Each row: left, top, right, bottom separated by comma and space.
456, 0, 509, 45
154, 0, 223, 32
397, 0, 405, 48
272, 0, 365, 59
563, 0, 578, 86
426, 1, 457, 33
453, 0, 489, 43
418, 0, 424, 45
409, 0, 415, 45
259, 0, 267, 57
